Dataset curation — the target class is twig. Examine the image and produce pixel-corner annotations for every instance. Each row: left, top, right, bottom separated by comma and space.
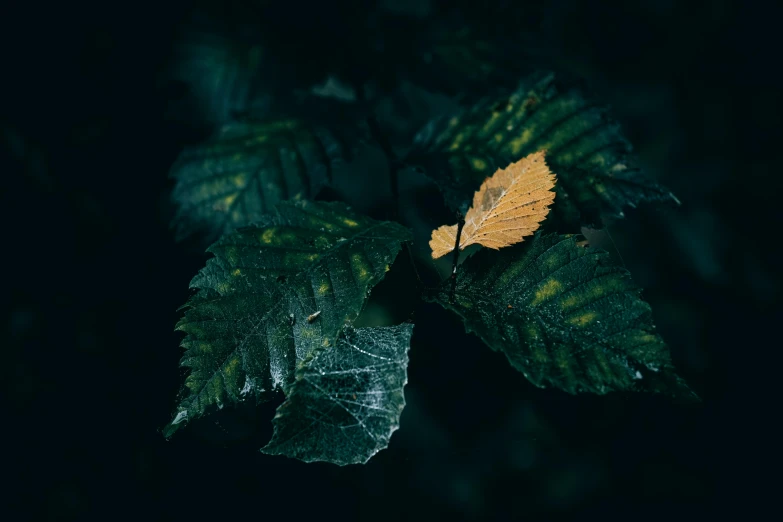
403, 242, 424, 290
603, 226, 626, 268
449, 213, 465, 304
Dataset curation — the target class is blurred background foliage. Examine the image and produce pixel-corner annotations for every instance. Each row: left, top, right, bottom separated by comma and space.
2, 0, 777, 519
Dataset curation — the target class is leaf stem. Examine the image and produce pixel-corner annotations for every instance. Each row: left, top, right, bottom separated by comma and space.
403, 242, 424, 290
449, 213, 465, 304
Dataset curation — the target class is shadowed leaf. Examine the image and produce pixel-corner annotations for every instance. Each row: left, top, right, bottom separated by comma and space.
170, 119, 358, 242
427, 233, 697, 400
164, 29, 272, 127
263, 324, 413, 465
410, 71, 679, 228
163, 200, 411, 438
402, 6, 545, 98
430, 150, 556, 258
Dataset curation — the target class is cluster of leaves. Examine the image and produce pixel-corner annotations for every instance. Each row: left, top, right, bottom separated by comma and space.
163, 3, 695, 465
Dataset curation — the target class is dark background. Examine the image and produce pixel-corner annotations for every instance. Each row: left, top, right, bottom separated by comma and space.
2, 0, 777, 520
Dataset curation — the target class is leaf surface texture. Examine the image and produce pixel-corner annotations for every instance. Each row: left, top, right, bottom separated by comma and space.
428, 234, 696, 399
164, 200, 411, 437
429, 151, 556, 258
170, 120, 356, 241
262, 324, 413, 465
410, 71, 678, 228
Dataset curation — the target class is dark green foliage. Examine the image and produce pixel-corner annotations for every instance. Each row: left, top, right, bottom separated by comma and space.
164, 200, 411, 438
428, 234, 697, 400
160, 7, 697, 465
263, 324, 413, 465
165, 30, 272, 127
409, 71, 679, 228
170, 120, 358, 241
405, 22, 537, 98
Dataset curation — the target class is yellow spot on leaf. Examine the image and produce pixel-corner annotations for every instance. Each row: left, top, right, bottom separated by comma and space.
209, 379, 223, 401
585, 284, 607, 301
630, 333, 659, 346
508, 128, 534, 155
480, 112, 501, 134
567, 310, 599, 326
351, 253, 370, 280
471, 157, 487, 171
232, 173, 247, 187
215, 193, 237, 211
224, 357, 240, 379
449, 132, 466, 151
530, 279, 562, 306
260, 228, 276, 244
232, 269, 242, 277
317, 282, 330, 296
309, 216, 335, 230
343, 218, 359, 227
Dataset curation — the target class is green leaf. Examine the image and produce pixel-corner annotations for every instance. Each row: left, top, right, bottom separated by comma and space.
427, 233, 697, 400
262, 324, 413, 465
170, 119, 357, 241
165, 30, 271, 127
164, 200, 411, 438
409, 71, 678, 228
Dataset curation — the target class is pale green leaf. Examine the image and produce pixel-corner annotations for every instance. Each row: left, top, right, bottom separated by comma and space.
263, 324, 413, 465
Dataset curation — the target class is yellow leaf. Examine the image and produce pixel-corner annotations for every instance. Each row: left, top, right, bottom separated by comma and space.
429, 151, 556, 259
